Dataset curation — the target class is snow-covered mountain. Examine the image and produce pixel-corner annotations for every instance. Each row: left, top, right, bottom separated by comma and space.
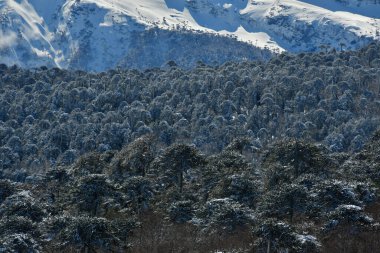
1, 0, 379, 71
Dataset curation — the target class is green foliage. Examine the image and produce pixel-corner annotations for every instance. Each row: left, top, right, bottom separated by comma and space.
262, 140, 331, 188
0, 133, 378, 252
43, 215, 130, 252
168, 200, 194, 223
0, 44, 379, 252
197, 198, 255, 233
122, 176, 154, 213
152, 143, 205, 192
0, 179, 16, 203
254, 218, 320, 253
71, 174, 118, 216
110, 135, 156, 178
209, 173, 262, 208
71, 151, 107, 176
325, 205, 374, 232
225, 136, 252, 154
0, 216, 38, 237
260, 184, 310, 221
0, 233, 41, 253
0, 192, 46, 222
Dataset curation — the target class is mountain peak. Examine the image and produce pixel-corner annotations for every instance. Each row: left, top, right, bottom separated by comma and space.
1, 0, 379, 70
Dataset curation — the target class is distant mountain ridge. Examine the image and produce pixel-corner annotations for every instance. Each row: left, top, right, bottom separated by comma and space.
0, 0, 379, 71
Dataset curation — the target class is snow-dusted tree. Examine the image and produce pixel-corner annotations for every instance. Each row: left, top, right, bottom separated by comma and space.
254, 219, 320, 253
43, 215, 131, 252
152, 144, 204, 193
72, 174, 116, 216
0, 192, 46, 222
111, 135, 155, 178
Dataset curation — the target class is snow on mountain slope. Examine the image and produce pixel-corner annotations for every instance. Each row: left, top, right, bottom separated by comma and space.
0, 0, 60, 67
301, 0, 380, 18
241, 0, 380, 51
0, 0, 379, 71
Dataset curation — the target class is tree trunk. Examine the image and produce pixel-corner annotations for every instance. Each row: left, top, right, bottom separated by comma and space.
93, 198, 99, 217
179, 171, 183, 193
267, 240, 271, 253
82, 246, 89, 253
290, 197, 294, 223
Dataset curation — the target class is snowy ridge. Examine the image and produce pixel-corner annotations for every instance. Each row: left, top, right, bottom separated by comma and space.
0, 0, 379, 71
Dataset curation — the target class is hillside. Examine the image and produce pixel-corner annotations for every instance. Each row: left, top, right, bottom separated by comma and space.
0, 0, 379, 71
0, 43, 379, 252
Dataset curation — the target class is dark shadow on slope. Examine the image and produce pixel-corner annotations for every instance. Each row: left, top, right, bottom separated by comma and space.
164, 0, 186, 11
119, 27, 271, 69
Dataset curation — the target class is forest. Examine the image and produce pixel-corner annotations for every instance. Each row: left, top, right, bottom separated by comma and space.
0, 42, 379, 252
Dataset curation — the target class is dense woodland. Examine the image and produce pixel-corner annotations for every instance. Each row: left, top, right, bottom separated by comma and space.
0, 43, 379, 252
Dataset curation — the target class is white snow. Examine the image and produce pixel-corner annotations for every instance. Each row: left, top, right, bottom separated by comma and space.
340, 204, 362, 211
0, 30, 16, 49
296, 234, 321, 246
0, 0, 379, 70
300, 0, 380, 18
223, 3, 233, 9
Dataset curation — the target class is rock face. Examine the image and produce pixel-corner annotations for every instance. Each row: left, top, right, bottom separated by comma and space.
0, 0, 379, 71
